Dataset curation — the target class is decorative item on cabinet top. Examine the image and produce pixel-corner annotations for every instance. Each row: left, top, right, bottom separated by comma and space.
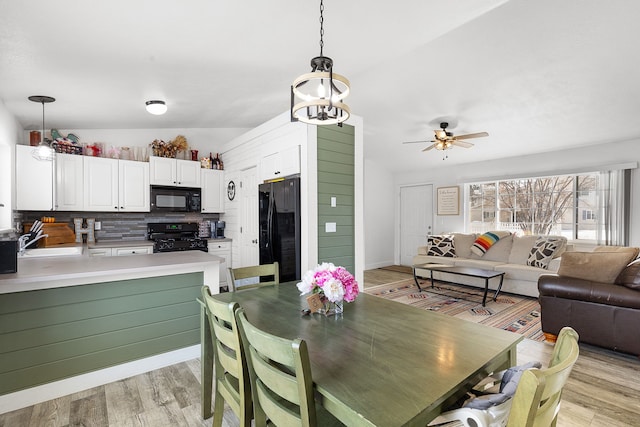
201, 152, 224, 170
149, 135, 189, 158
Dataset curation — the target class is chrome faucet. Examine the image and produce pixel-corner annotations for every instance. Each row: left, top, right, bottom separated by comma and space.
18, 233, 49, 255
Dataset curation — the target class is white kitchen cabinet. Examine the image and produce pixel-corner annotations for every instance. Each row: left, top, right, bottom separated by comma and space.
88, 245, 153, 257
150, 156, 201, 187
84, 157, 149, 212
118, 160, 150, 211
15, 145, 54, 211
55, 153, 84, 211
208, 240, 231, 289
201, 169, 224, 213
88, 248, 112, 257
113, 246, 153, 256
259, 145, 300, 182
83, 156, 119, 211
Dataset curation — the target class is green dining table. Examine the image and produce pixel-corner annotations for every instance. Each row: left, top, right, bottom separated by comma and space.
200, 282, 523, 426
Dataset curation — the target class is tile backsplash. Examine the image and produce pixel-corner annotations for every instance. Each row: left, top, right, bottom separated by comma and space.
14, 211, 220, 242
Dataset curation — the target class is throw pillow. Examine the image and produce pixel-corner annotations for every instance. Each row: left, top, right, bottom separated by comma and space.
451, 233, 478, 258
470, 231, 511, 257
508, 235, 539, 264
426, 235, 456, 257
558, 251, 638, 283
615, 258, 640, 289
527, 236, 565, 269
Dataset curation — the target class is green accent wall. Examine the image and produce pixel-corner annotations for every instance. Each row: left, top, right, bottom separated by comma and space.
0, 273, 202, 395
317, 124, 355, 274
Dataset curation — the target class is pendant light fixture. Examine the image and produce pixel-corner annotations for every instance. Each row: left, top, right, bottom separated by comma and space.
145, 100, 167, 115
291, 0, 350, 126
28, 95, 56, 161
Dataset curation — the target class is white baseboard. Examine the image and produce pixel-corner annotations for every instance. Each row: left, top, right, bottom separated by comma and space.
0, 345, 200, 415
365, 261, 396, 270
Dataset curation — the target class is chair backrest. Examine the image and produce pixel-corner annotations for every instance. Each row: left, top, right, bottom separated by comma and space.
506, 327, 580, 427
201, 287, 252, 425
235, 307, 317, 427
228, 262, 279, 291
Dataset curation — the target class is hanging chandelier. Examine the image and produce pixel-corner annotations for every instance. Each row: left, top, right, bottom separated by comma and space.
28, 95, 56, 161
291, 0, 350, 126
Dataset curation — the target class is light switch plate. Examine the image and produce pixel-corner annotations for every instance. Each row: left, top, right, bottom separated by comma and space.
331, 196, 337, 207
325, 222, 336, 233
94, 221, 102, 230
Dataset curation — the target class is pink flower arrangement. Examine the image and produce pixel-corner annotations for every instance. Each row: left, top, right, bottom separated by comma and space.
296, 262, 359, 303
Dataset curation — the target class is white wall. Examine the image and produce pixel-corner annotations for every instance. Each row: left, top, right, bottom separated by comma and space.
363, 158, 395, 269
393, 139, 640, 248
0, 99, 22, 231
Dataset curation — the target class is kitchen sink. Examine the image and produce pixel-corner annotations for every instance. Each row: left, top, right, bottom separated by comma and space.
20, 246, 84, 258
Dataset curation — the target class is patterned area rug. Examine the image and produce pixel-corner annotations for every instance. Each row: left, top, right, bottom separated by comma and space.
365, 278, 544, 341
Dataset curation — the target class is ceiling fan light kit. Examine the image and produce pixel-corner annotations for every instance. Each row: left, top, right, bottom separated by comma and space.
28, 95, 56, 161
291, 0, 350, 126
145, 100, 167, 115
403, 121, 489, 160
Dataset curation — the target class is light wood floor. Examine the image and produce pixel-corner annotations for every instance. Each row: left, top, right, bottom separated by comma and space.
1, 268, 639, 426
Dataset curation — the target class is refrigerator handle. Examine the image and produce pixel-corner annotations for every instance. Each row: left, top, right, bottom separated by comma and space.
267, 192, 274, 261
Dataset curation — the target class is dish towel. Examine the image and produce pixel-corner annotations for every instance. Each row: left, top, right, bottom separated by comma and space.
471, 231, 511, 256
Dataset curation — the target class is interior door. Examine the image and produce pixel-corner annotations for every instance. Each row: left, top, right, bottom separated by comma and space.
240, 167, 259, 267
400, 184, 433, 266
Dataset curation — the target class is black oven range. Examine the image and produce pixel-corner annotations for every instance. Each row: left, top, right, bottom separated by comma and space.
147, 222, 208, 253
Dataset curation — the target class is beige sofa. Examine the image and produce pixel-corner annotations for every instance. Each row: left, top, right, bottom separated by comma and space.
412, 232, 568, 298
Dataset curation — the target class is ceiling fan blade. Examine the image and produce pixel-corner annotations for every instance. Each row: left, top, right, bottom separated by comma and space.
453, 132, 488, 140
402, 140, 429, 144
452, 140, 474, 148
422, 143, 437, 151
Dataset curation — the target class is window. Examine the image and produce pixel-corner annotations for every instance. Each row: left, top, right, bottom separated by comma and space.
467, 170, 630, 244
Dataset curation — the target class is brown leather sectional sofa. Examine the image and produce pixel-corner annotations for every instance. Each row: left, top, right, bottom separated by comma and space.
538, 248, 640, 356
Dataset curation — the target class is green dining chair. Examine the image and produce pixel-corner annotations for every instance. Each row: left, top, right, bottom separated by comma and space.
429, 327, 579, 427
201, 287, 252, 427
228, 262, 279, 291
235, 307, 344, 427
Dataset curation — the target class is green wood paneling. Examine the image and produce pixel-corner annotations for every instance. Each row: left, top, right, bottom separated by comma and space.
0, 273, 203, 395
317, 125, 355, 274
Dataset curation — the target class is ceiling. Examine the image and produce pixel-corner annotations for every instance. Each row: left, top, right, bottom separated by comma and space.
1, 0, 639, 173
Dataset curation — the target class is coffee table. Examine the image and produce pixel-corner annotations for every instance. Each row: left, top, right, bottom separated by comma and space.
412, 263, 506, 306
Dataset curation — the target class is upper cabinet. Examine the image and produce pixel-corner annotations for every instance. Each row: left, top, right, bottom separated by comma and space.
83, 157, 149, 212
56, 153, 84, 211
259, 145, 300, 182
83, 157, 119, 211
15, 145, 54, 211
150, 156, 201, 187
201, 169, 224, 213
118, 160, 150, 211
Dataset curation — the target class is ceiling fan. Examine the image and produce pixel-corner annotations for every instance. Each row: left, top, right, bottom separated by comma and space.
403, 122, 489, 153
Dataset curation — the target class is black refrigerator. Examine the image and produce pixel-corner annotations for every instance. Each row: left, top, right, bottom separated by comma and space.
259, 177, 301, 282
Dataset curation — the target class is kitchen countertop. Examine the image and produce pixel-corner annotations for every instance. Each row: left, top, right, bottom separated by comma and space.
0, 250, 221, 294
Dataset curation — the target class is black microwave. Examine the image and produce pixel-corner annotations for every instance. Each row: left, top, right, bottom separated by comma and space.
150, 186, 201, 212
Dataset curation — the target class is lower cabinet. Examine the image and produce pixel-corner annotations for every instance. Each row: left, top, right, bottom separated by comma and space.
208, 240, 231, 290
87, 248, 113, 257
113, 246, 153, 256
88, 246, 153, 257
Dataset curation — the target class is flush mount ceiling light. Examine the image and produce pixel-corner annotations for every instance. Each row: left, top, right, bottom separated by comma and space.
145, 100, 167, 115
28, 95, 56, 161
291, 0, 350, 126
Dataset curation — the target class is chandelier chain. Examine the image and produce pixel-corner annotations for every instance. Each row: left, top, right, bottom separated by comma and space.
319, 0, 324, 56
